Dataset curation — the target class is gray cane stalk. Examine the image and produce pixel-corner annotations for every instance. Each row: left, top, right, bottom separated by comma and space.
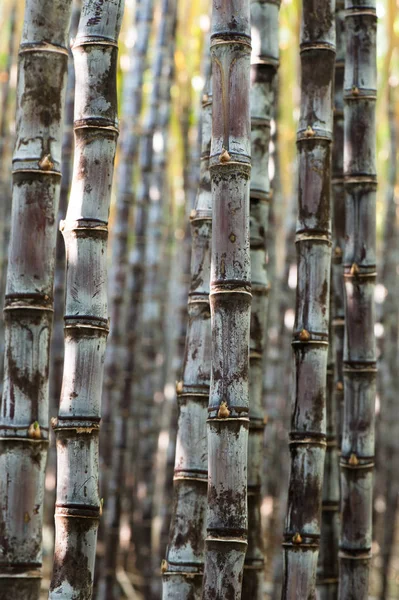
162, 78, 213, 600
338, 0, 377, 596
49, 1, 124, 598
0, 1, 73, 597
316, 4, 345, 597
281, 0, 335, 597
201, 2, 252, 598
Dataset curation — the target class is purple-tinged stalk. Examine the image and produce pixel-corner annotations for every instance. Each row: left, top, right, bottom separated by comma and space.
331, 0, 346, 451
201, 1, 252, 598
316, 4, 345, 597
0, 1, 73, 597
338, 0, 377, 595
49, 1, 124, 597
281, 0, 335, 596
162, 78, 213, 600
242, 1, 280, 596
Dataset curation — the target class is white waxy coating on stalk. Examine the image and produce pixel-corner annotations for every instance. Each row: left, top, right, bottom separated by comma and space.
49, 1, 124, 598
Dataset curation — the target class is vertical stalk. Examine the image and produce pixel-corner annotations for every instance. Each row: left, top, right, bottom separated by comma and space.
49, 1, 124, 597
202, 2, 252, 598
338, 0, 377, 595
281, 0, 335, 597
162, 79, 213, 600
331, 0, 346, 451
242, 0, 279, 596
0, 1, 72, 597
317, 4, 345, 596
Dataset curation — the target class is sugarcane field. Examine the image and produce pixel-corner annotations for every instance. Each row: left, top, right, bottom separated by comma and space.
0, 0, 398, 598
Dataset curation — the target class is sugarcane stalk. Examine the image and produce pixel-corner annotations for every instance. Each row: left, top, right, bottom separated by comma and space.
316, 4, 345, 596
0, 1, 73, 597
45, 0, 82, 535
281, 0, 335, 596
49, 1, 124, 597
242, 1, 280, 596
162, 76, 213, 600
338, 0, 377, 595
331, 0, 345, 451
201, 2, 252, 598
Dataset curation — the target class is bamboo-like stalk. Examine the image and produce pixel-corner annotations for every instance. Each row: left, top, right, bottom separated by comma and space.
242, 1, 279, 596
45, 0, 82, 534
0, 1, 73, 597
338, 0, 377, 595
378, 83, 399, 600
317, 323, 339, 599
281, 0, 335, 596
49, 1, 124, 597
202, 2, 252, 598
162, 78, 213, 600
316, 4, 345, 597
331, 0, 346, 451
50, 0, 82, 421
96, 2, 155, 596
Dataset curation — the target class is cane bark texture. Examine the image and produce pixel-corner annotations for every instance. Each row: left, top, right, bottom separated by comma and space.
281, 1, 335, 597
49, 1, 124, 598
0, 1, 73, 597
162, 79, 213, 600
96, 2, 155, 596
202, 2, 252, 598
242, 1, 279, 597
331, 0, 345, 451
338, 0, 377, 596
316, 4, 344, 597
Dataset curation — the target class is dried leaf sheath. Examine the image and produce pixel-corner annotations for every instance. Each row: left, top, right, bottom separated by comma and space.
162, 81, 213, 600
338, 0, 377, 595
281, 0, 335, 597
242, 0, 280, 596
0, 1, 72, 597
202, 2, 252, 598
49, 1, 124, 598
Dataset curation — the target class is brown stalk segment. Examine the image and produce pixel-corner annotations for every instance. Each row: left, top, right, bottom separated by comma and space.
338, 0, 377, 596
162, 80, 213, 600
281, 0, 335, 597
0, 1, 73, 597
202, 1, 252, 598
49, 1, 125, 598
